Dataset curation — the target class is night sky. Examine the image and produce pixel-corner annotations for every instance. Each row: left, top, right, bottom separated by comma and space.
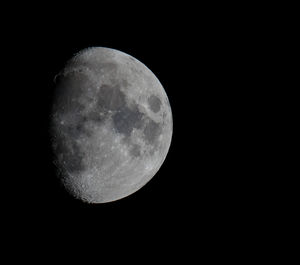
2, 2, 260, 261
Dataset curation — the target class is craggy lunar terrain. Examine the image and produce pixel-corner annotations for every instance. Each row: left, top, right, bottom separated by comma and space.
51, 47, 173, 203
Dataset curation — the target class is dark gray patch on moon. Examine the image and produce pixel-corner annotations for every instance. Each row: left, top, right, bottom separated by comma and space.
130, 144, 141, 157
148, 95, 161, 113
97, 84, 126, 111
143, 119, 162, 144
64, 123, 83, 138
60, 113, 93, 139
86, 110, 105, 124
112, 105, 144, 138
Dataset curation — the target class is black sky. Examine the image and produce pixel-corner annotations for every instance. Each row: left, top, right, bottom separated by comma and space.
1, 3, 262, 260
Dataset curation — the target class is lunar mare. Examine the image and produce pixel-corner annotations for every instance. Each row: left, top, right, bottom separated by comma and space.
51, 47, 172, 203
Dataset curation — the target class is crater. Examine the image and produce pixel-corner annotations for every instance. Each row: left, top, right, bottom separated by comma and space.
148, 95, 161, 113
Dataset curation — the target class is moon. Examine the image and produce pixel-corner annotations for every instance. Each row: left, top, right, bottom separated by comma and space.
51, 47, 173, 203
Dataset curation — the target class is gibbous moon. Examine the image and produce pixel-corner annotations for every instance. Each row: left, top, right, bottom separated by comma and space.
51, 47, 173, 203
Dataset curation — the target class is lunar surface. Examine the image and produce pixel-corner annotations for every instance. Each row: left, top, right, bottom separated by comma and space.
51, 47, 172, 203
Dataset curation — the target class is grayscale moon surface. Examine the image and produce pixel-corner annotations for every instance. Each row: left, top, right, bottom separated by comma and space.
51, 47, 173, 203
